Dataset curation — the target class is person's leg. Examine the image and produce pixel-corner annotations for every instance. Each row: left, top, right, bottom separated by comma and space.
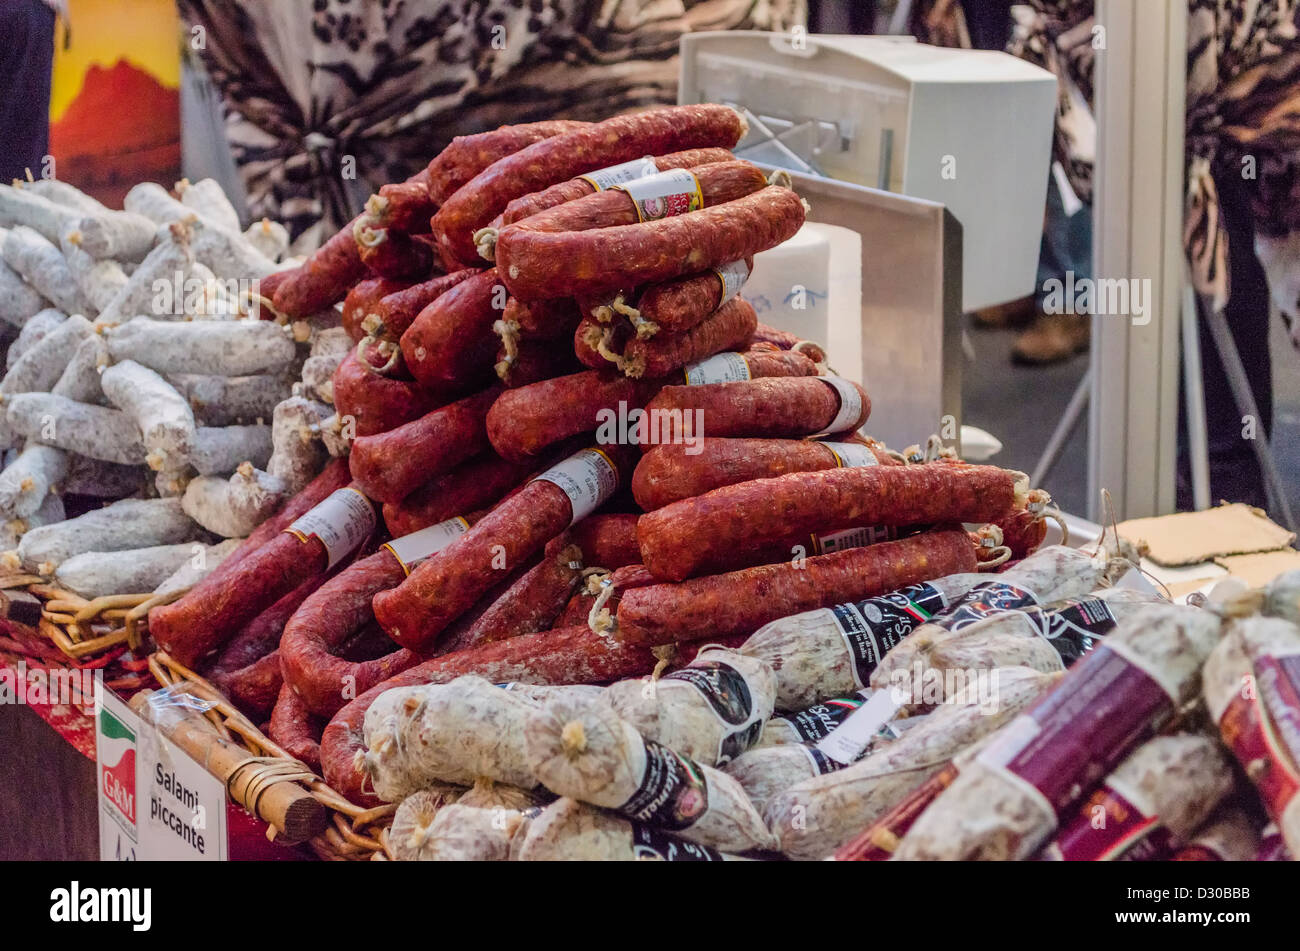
0, 0, 56, 183
1176, 165, 1274, 509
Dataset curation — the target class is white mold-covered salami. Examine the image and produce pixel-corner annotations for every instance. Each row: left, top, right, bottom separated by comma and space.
123, 182, 196, 227
5, 393, 146, 464
388, 785, 465, 861
19, 179, 107, 217
724, 744, 831, 817
415, 804, 534, 861
364, 676, 542, 801
242, 218, 290, 262
55, 542, 198, 598
94, 222, 193, 325
766, 666, 1058, 860
1171, 806, 1261, 861
106, 317, 296, 376
189, 424, 273, 475
300, 328, 352, 404
267, 396, 330, 495
498, 682, 606, 707
171, 373, 291, 426
523, 698, 777, 853
869, 545, 1128, 690
184, 215, 276, 281
0, 253, 48, 329
100, 360, 197, 470
1202, 615, 1300, 857
514, 797, 746, 861
7, 309, 66, 368
50, 334, 109, 404
176, 179, 242, 235
0, 443, 68, 519
2, 226, 92, 316
152, 538, 242, 599
0, 314, 93, 398
60, 234, 130, 314
892, 604, 1225, 861
601, 648, 776, 766
1037, 733, 1233, 861
61, 455, 147, 498
740, 574, 985, 712
17, 496, 199, 573
69, 211, 156, 263
182, 463, 286, 537
0, 184, 80, 243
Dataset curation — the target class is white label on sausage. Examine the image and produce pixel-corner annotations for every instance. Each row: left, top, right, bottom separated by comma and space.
285, 487, 376, 570
714, 259, 752, 303
579, 156, 659, 191
532, 448, 620, 526
614, 169, 703, 222
383, 516, 470, 574
683, 352, 751, 385
818, 376, 864, 435
818, 440, 879, 468
812, 525, 898, 555
815, 688, 902, 765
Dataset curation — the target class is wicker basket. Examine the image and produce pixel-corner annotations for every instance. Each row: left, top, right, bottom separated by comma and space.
147, 651, 396, 861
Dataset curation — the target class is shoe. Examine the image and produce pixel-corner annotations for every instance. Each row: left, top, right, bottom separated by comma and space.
1010, 313, 1090, 365
971, 295, 1036, 329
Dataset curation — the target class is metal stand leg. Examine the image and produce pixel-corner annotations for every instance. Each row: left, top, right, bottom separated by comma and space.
1031, 366, 1091, 488
1200, 301, 1298, 531
1182, 277, 1212, 510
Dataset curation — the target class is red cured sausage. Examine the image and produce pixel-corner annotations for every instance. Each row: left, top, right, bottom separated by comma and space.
269, 683, 325, 771
991, 490, 1052, 561
332, 352, 441, 438
644, 375, 871, 441
500, 296, 582, 341
425, 120, 590, 207
637, 463, 1026, 582
151, 479, 378, 667
320, 623, 659, 805
481, 160, 768, 262
555, 587, 598, 628
365, 268, 482, 341
574, 314, 633, 370
373, 445, 636, 651
497, 185, 805, 301
499, 147, 736, 226
214, 651, 283, 720
620, 297, 758, 378
271, 217, 368, 317
433, 105, 746, 268
348, 386, 500, 503
619, 258, 754, 335
633, 437, 897, 511
569, 512, 642, 569
254, 269, 293, 318
400, 268, 505, 396
616, 529, 979, 645
752, 323, 828, 365
486, 370, 663, 463
343, 277, 414, 342
356, 227, 437, 279
495, 337, 582, 388
368, 180, 437, 234
381, 453, 534, 537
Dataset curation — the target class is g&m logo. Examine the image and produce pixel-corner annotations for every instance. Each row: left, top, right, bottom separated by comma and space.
99, 708, 136, 827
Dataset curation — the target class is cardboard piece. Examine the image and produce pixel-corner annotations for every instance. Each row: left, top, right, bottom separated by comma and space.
1115, 503, 1295, 567
1212, 549, 1300, 589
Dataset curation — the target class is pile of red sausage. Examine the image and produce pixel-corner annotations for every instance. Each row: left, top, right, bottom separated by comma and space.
143, 105, 1046, 807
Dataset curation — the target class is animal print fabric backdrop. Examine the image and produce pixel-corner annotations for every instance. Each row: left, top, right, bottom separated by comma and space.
178, 0, 806, 250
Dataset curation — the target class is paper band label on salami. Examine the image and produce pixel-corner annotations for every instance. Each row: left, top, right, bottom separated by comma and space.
976, 644, 1175, 819
683, 351, 751, 385
1031, 597, 1119, 665
1217, 652, 1300, 825
532, 448, 620, 526
812, 525, 898, 556
818, 441, 879, 469
802, 745, 845, 777
662, 659, 766, 765
579, 156, 659, 191
613, 168, 702, 222
631, 824, 725, 861
815, 688, 902, 765
1048, 781, 1170, 862
777, 696, 868, 744
830, 582, 950, 688
713, 258, 752, 304
817, 376, 864, 435
933, 581, 1038, 633
383, 516, 470, 573
285, 487, 375, 570
619, 740, 709, 832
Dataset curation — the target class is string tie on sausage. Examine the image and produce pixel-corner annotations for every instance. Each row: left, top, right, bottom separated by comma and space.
560, 720, 587, 755
355, 334, 402, 376
473, 227, 498, 262
611, 294, 658, 340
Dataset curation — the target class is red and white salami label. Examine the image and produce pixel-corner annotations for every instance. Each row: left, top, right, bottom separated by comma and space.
975, 644, 1176, 819
579, 156, 659, 191
818, 441, 879, 468
1044, 777, 1171, 861
1217, 651, 1300, 826
285, 487, 376, 569
818, 376, 865, 435
614, 169, 702, 222
683, 352, 751, 385
383, 516, 470, 574
533, 448, 620, 526
714, 259, 752, 303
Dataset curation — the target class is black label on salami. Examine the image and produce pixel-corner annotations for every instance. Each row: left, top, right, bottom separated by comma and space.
718, 720, 764, 766
934, 581, 1036, 632
1034, 597, 1119, 666
663, 659, 763, 765
631, 824, 725, 861
803, 746, 844, 776
831, 582, 949, 688
778, 697, 866, 743
619, 740, 709, 832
